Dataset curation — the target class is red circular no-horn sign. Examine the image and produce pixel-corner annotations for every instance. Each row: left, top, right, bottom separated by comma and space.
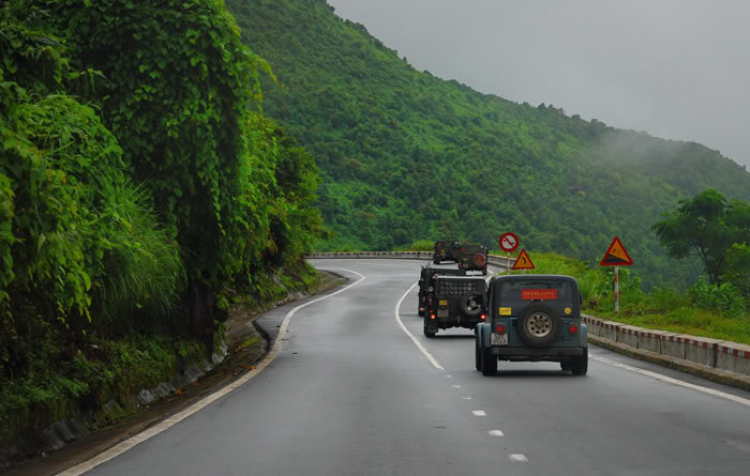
499, 232, 520, 253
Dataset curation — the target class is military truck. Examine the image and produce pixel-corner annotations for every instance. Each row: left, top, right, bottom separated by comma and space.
457, 244, 489, 275
424, 275, 488, 338
417, 265, 467, 316
475, 275, 587, 376
432, 240, 461, 264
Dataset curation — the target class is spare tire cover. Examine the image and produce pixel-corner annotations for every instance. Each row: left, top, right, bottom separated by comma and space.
473, 253, 486, 267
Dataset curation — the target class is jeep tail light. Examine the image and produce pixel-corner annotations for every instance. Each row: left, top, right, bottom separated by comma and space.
496, 323, 507, 334
480, 313, 487, 321
430, 313, 436, 320
569, 323, 579, 334
419, 307, 425, 312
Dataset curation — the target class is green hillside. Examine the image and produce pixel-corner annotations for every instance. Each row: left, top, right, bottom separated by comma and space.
226, 0, 750, 286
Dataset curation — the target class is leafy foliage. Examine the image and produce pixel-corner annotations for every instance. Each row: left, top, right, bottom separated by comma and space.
39, 0, 270, 289
689, 278, 746, 317
1, 0, 323, 447
653, 189, 750, 284
1, 3, 184, 379
226, 0, 750, 287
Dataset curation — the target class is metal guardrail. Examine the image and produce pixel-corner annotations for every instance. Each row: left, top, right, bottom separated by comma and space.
307, 251, 516, 269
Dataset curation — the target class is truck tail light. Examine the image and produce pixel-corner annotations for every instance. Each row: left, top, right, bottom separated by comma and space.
419, 307, 425, 312
496, 323, 507, 334
569, 323, 579, 334
480, 313, 487, 320
430, 313, 436, 320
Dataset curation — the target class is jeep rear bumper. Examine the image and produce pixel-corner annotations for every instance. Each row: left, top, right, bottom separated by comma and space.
491, 347, 585, 359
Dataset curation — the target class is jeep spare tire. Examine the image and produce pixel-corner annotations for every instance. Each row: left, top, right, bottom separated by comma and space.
460, 292, 483, 317
473, 253, 486, 267
517, 302, 561, 348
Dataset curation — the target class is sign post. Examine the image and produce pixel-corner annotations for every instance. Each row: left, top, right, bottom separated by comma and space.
498, 232, 519, 275
615, 266, 620, 313
600, 236, 634, 313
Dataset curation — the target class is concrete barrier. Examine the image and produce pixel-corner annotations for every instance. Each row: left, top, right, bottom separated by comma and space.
684, 337, 722, 368
716, 342, 750, 376
636, 329, 664, 354
582, 316, 602, 337
616, 325, 640, 348
660, 333, 689, 360
600, 321, 622, 341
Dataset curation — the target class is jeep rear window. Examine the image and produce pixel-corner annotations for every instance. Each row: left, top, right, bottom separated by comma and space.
437, 279, 484, 295
495, 280, 573, 308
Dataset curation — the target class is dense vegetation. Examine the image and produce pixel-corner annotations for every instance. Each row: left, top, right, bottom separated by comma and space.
0, 0, 320, 448
226, 0, 750, 287
653, 189, 750, 286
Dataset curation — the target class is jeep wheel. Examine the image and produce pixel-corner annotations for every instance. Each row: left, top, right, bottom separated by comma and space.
560, 361, 572, 372
475, 337, 482, 372
424, 321, 436, 338
571, 348, 588, 376
460, 292, 483, 317
480, 347, 496, 376
517, 303, 562, 348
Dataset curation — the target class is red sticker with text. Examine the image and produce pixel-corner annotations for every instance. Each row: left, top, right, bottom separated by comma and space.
521, 289, 558, 300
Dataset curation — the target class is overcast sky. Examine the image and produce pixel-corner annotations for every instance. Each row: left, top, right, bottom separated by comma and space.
327, 0, 750, 167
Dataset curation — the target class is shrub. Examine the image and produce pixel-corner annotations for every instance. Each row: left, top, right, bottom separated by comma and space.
0, 4, 184, 379
689, 277, 746, 317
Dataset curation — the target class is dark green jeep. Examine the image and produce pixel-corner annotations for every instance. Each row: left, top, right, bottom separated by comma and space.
475, 275, 587, 376
433, 240, 461, 264
457, 244, 489, 275
424, 275, 488, 337
417, 265, 467, 316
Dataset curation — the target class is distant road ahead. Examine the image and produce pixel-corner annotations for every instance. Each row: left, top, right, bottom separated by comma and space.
80, 259, 750, 475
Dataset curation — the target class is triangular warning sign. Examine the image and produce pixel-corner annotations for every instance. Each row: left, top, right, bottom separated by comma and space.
512, 249, 535, 270
600, 236, 634, 266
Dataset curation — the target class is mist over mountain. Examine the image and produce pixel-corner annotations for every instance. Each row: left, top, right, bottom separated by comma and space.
227, 0, 750, 286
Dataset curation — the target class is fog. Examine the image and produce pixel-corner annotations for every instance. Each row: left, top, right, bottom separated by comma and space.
327, 0, 750, 168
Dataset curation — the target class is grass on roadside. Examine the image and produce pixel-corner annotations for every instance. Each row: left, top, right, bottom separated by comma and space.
491, 251, 750, 345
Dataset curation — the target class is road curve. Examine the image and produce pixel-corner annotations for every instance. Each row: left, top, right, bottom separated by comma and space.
75, 259, 750, 475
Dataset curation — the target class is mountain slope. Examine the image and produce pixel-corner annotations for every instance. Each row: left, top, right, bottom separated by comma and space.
227, 0, 750, 285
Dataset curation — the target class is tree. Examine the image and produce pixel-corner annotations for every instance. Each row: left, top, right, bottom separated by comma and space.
652, 189, 750, 285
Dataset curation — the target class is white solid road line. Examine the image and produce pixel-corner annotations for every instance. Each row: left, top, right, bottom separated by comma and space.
57, 269, 367, 476
394, 281, 445, 370
590, 354, 750, 408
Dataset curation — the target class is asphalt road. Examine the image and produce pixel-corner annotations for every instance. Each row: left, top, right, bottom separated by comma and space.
76, 259, 750, 475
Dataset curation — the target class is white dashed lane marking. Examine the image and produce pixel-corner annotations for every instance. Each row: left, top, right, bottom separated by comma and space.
489, 430, 505, 437
462, 396, 472, 400
452, 385, 461, 389
509, 454, 529, 462
472, 410, 487, 416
